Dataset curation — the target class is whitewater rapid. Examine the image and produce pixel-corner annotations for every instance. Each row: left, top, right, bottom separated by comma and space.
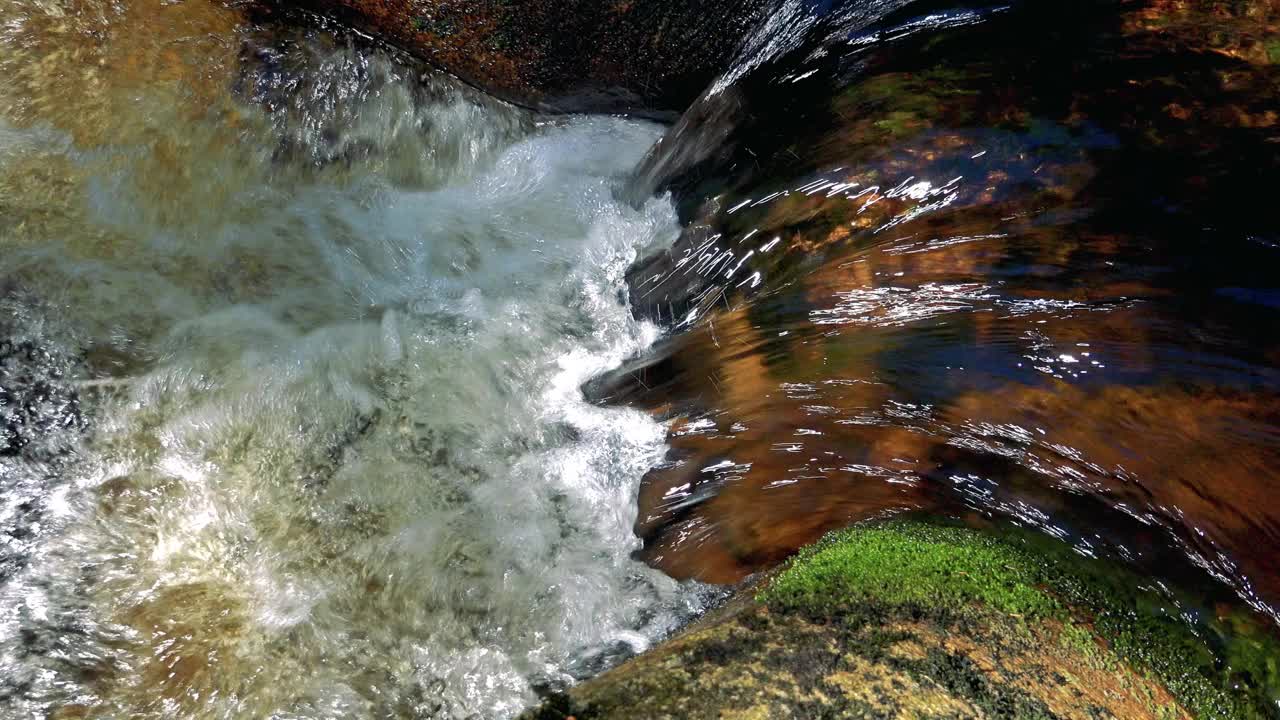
0, 10, 709, 717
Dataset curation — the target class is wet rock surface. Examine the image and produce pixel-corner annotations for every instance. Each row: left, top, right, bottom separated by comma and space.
250, 0, 773, 116
523, 521, 1280, 719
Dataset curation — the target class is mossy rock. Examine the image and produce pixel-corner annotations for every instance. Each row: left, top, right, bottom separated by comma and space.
523, 521, 1280, 719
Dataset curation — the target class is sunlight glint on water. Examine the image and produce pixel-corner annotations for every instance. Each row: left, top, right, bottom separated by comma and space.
0, 3, 705, 717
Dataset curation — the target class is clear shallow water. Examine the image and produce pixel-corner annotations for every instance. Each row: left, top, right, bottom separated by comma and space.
605, 0, 1280, 644
0, 3, 708, 717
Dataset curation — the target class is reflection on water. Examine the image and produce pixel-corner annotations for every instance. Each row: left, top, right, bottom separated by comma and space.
0, 1, 710, 717
600, 0, 1280, 640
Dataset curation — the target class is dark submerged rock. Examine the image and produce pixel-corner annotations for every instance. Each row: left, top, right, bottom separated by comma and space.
623, 0, 1280, 323
250, 0, 774, 117
601, 0, 1280, 611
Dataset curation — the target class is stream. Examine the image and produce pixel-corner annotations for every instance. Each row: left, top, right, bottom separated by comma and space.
1, 0, 1279, 718
0, 3, 715, 716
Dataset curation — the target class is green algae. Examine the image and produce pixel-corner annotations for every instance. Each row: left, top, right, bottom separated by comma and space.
1266, 38, 1280, 64
759, 520, 1280, 720
832, 67, 986, 145
760, 524, 1059, 619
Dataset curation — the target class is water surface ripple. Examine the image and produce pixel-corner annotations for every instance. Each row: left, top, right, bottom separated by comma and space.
606, 0, 1280, 644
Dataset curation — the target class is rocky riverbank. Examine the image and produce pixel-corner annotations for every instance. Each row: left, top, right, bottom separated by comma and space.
522, 520, 1280, 719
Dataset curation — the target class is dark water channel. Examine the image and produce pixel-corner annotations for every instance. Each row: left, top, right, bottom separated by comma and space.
602, 0, 1280, 614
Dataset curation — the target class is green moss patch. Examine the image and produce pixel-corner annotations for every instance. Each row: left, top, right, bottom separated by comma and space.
760, 523, 1059, 619
759, 520, 1280, 720
1266, 38, 1280, 64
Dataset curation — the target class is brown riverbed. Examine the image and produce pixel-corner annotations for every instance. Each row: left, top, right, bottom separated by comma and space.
597, 0, 1280, 620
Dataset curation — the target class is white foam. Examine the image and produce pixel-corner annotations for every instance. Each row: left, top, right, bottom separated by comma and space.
0, 36, 705, 719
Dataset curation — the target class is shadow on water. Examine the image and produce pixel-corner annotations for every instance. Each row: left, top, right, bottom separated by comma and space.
594, 0, 1280, 660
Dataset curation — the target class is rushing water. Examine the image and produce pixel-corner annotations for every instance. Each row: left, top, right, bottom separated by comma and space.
2, 0, 1280, 717
0, 2, 717, 717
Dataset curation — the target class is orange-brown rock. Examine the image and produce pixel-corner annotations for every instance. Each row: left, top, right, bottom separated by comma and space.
254, 0, 771, 116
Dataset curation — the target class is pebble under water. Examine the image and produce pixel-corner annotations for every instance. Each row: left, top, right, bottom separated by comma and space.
0, 2, 711, 717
